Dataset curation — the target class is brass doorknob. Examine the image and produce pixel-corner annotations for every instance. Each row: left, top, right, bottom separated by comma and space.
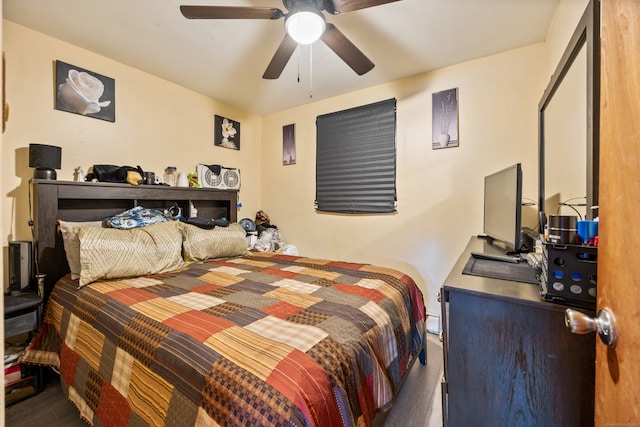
565, 308, 618, 347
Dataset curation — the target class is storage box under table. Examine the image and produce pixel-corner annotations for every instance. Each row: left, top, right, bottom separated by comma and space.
4, 293, 43, 406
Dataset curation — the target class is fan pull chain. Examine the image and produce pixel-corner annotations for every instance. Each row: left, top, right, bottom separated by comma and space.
297, 45, 300, 83
309, 44, 313, 99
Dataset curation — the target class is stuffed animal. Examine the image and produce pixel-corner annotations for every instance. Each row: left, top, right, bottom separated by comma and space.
255, 210, 277, 236
255, 210, 270, 226
126, 170, 143, 186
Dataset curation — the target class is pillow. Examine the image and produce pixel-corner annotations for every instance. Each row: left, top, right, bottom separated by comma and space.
103, 206, 171, 229
182, 222, 248, 262
76, 221, 186, 287
58, 220, 104, 280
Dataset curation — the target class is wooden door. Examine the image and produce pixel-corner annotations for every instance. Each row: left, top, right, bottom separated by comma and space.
596, 0, 640, 424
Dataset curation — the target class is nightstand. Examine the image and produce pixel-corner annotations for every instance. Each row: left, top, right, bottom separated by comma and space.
4, 293, 43, 406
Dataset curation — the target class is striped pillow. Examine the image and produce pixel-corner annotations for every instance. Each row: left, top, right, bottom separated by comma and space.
58, 220, 104, 280
77, 221, 186, 287
182, 222, 248, 262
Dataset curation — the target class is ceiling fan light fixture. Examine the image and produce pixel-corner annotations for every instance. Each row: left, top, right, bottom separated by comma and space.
285, 10, 326, 44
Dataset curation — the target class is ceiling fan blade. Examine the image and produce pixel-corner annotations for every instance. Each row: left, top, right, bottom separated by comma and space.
322, 0, 400, 14
263, 34, 298, 79
180, 5, 284, 20
321, 24, 374, 75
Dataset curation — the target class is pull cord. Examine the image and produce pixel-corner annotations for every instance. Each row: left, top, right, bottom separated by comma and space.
309, 43, 313, 99
297, 44, 300, 83
295, 43, 313, 99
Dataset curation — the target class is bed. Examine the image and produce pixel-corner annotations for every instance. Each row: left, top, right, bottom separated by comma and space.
22, 180, 426, 427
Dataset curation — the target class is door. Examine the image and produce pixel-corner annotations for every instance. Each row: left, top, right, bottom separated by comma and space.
596, 0, 640, 424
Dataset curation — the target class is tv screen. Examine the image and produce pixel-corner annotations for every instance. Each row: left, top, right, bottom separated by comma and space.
483, 163, 523, 253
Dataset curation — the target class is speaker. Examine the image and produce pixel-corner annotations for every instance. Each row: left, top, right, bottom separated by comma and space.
9, 241, 32, 291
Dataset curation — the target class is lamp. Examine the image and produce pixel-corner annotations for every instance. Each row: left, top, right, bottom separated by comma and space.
29, 143, 62, 180
285, 9, 326, 45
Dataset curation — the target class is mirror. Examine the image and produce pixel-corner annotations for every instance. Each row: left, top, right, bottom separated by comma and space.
544, 46, 587, 217
538, 0, 600, 224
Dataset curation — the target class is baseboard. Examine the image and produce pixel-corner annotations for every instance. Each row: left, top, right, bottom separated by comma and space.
426, 313, 441, 335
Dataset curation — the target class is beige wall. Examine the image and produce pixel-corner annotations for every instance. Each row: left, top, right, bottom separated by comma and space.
1, 20, 263, 272
261, 44, 546, 319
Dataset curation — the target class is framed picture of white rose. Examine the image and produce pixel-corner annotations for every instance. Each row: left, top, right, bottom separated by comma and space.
214, 115, 240, 150
55, 60, 115, 122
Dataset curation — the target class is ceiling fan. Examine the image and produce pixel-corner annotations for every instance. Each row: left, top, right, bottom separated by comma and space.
180, 0, 401, 79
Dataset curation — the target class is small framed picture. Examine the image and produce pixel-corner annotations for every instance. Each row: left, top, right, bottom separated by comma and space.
432, 88, 459, 149
283, 123, 296, 165
55, 60, 115, 122
214, 115, 240, 150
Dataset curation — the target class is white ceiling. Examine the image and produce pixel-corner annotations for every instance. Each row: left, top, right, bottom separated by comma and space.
3, 0, 559, 116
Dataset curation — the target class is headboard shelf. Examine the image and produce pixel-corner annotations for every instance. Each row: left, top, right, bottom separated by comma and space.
31, 179, 238, 300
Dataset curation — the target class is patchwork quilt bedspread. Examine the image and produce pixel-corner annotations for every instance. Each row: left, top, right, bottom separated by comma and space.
23, 252, 426, 426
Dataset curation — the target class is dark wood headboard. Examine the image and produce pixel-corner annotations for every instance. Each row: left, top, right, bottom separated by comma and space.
31, 179, 238, 300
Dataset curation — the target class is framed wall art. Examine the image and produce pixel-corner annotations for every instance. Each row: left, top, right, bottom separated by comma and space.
283, 123, 296, 165
55, 60, 115, 122
214, 115, 240, 150
432, 87, 459, 149
3, 52, 7, 133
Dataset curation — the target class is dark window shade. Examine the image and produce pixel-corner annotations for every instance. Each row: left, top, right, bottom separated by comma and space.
316, 98, 397, 214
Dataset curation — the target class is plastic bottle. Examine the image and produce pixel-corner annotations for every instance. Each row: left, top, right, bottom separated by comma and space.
164, 166, 177, 187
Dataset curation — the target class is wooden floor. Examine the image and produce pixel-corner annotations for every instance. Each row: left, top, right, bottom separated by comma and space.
5, 334, 443, 427
380, 333, 443, 427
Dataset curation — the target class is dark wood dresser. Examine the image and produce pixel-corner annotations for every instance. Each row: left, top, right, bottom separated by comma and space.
441, 236, 595, 427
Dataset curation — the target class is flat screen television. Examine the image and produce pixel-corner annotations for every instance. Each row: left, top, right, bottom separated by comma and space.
482, 163, 523, 254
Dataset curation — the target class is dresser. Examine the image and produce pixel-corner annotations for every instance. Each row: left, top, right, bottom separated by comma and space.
441, 237, 595, 426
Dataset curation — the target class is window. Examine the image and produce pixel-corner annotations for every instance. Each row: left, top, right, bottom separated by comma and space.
315, 98, 397, 214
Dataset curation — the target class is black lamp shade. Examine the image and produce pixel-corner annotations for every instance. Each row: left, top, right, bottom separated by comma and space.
29, 144, 61, 179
